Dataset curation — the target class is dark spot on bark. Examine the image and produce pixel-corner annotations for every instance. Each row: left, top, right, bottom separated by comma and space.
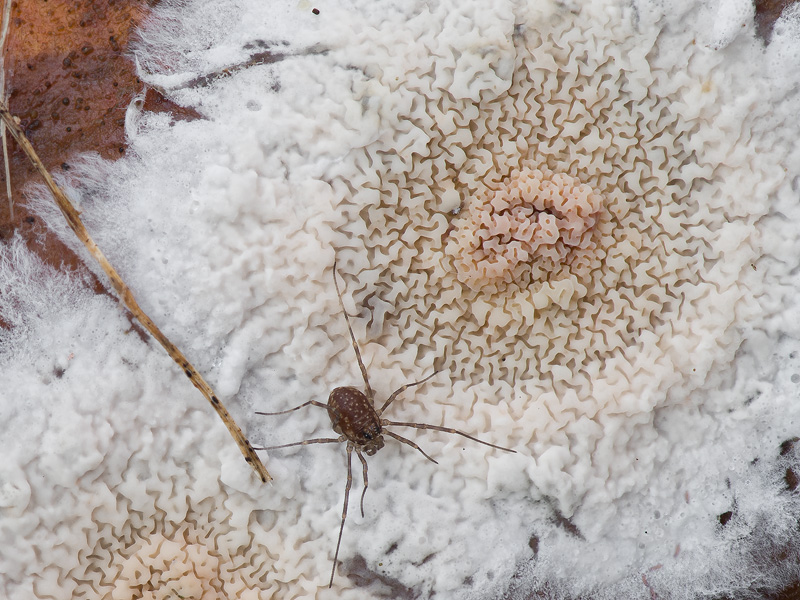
780, 437, 799, 456
786, 468, 799, 491
211, 395, 220, 405
528, 534, 539, 556
344, 555, 417, 600
551, 506, 583, 539
184, 369, 192, 377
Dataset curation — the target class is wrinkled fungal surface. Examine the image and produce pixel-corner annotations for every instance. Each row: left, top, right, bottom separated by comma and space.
328, 0, 776, 511
4, 0, 800, 599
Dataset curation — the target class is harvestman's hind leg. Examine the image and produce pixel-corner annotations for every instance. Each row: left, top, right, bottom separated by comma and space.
378, 370, 439, 415
384, 430, 439, 464
355, 448, 369, 517
333, 258, 375, 402
383, 420, 516, 453
330, 443, 354, 588
253, 437, 343, 451
255, 400, 328, 416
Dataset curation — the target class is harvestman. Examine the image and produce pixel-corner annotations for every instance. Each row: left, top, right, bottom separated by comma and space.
255, 261, 516, 587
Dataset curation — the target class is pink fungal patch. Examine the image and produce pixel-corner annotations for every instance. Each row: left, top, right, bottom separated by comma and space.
448, 165, 604, 289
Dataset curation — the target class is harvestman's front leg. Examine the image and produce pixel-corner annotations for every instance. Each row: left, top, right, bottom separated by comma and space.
333, 259, 376, 403
383, 429, 439, 464
330, 442, 354, 588
377, 371, 439, 415
383, 420, 516, 453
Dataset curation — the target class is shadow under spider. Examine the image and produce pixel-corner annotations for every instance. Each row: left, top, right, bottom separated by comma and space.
255, 258, 516, 588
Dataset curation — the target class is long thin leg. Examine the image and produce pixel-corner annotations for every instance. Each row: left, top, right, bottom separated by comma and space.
255, 400, 328, 416
330, 443, 354, 588
355, 448, 369, 518
384, 421, 516, 453
253, 437, 343, 451
378, 370, 439, 415
384, 430, 438, 464
333, 258, 375, 403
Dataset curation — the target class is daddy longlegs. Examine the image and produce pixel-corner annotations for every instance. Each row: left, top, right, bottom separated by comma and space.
255, 260, 515, 587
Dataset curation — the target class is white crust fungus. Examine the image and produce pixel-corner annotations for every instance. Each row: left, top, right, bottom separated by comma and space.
328, 0, 778, 514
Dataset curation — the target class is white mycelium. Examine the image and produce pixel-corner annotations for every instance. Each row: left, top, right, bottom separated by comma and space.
4, 0, 800, 598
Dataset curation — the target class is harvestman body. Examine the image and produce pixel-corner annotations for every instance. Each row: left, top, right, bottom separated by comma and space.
255, 261, 515, 587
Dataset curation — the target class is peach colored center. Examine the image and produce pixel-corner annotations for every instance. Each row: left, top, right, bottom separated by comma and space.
450, 167, 603, 288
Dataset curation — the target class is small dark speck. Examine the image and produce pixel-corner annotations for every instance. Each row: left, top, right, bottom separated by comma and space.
718, 511, 733, 526
65, 126, 72, 132
61, 97, 69, 105
211, 395, 220, 405
119, 147, 125, 154
61, 162, 70, 170
312, 7, 320, 14
25, 216, 35, 224
245, 456, 253, 463
53, 366, 65, 378
184, 369, 192, 377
